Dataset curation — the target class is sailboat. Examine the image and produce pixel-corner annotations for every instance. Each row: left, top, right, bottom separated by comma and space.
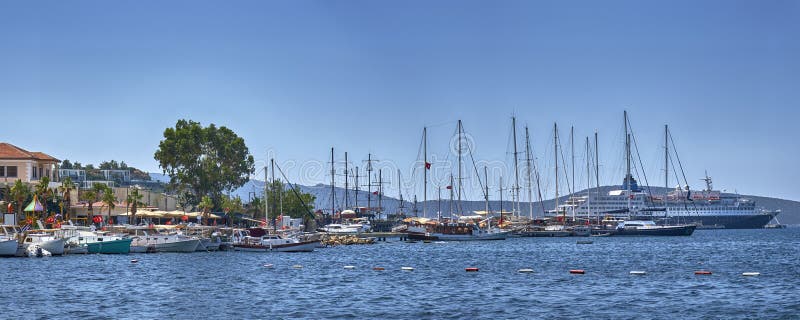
406, 121, 509, 241
596, 111, 695, 236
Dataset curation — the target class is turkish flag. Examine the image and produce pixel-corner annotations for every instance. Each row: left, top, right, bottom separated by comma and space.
425, 162, 431, 169
373, 191, 379, 195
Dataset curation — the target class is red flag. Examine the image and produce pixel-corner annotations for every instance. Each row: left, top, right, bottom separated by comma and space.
373, 191, 379, 195
425, 162, 431, 169
446, 185, 452, 190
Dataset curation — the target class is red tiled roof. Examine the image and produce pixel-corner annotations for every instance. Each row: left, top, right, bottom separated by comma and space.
0, 143, 59, 162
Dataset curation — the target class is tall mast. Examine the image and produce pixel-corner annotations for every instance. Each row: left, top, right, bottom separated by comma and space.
586, 137, 591, 222
264, 166, 269, 220
330, 147, 335, 221
437, 186, 441, 222
423, 127, 427, 218
594, 131, 600, 218
625, 111, 630, 179
354, 166, 359, 210
571, 126, 575, 221
344, 152, 348, 209
457, 120, 463, 213
665, 124, 669, 201
397, 169, 404, 215
367, 153, 372, 217
484, 166, 489, 217
512, 117, 520, 218
554, 123, 559, 217
624, 111, 631, 216
525, 126, 533, 220
378, 169, 382, 219
271, 158, 276, 232
499, 176, 504, 221
449, 174, 454, 218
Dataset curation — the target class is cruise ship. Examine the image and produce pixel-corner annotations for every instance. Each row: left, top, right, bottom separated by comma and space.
557, 174, 779, 229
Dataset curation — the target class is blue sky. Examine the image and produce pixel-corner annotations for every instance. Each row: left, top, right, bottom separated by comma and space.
1, 0, 798, 202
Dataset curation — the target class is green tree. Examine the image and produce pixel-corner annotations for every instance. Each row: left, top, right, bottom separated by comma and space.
81, 183, 106, 222
100, 186, 116, 224
126, 188, 144, 225
265, 180, 315, 219
247, 196, 264, 219
154, 119, 255, 207
198, 195, 214, 225
10, 180, 30, 218
58, 177, 76, 220
222, 195, 243, 226
34, 176, 52, 218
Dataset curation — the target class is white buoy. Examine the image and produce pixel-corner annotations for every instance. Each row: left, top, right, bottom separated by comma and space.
263, 264, 274, 268
344, 265, 356, 269
742, 272, 760, 276
629, 271, 647, 275
401, 267, 414, 271
518, 269, 535, 273
292, 265, 303, 269
130, 259, 139, 263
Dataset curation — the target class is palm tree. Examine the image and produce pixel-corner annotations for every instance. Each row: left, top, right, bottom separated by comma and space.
126, 188, 144, 225
10, 179, 30, 220
81, 190, 98, 224
198, 195, 214, 225
58, 177, 76, 220
100, 186, 116, 225
34, 176, 52, 219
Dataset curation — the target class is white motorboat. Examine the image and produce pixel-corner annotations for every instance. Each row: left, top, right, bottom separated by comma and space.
127, 228, 200, 253
233, 232, 318, 252
21, 233, 66, 255
0, 238, 18, 256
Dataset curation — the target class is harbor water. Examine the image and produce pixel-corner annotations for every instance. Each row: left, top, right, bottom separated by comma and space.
2, 229, 798, 319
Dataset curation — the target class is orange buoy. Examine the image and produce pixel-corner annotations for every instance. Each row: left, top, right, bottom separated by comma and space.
372, 267, 385, 271
694, 270, 712, 275
465, 267, 479, 272
570, 269, 585, 274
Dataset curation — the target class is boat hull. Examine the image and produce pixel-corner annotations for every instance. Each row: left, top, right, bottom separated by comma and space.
35, 238, 66, 255
0, 239, 18, 256
610, 225, 696, 236
87, 238, 132, 254
147, 239, 200, 253
233, 240, 319, 252
408, 231, 509, 241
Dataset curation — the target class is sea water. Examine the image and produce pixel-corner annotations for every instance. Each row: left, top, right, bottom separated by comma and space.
1, 229, 798, 319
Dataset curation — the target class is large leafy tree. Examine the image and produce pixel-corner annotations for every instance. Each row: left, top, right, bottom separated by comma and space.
154, 119, 255, 207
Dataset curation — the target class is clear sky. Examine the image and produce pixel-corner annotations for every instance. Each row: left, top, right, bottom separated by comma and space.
1, 0, 798, 202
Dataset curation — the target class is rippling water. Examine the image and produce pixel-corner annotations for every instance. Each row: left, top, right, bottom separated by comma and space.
2, 229, 799, 319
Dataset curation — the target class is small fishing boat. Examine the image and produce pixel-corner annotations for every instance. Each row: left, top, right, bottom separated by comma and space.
21, 232, 66, 256
0, 238, 18, 256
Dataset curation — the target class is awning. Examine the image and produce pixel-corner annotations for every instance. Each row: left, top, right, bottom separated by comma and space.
24, 195, 43, 212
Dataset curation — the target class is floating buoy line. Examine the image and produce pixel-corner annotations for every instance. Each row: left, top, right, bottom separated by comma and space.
253, 263, 762, 278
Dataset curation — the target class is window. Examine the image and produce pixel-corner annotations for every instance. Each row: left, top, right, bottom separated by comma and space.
0, 166, 4, 176
6, 166, 17, 177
